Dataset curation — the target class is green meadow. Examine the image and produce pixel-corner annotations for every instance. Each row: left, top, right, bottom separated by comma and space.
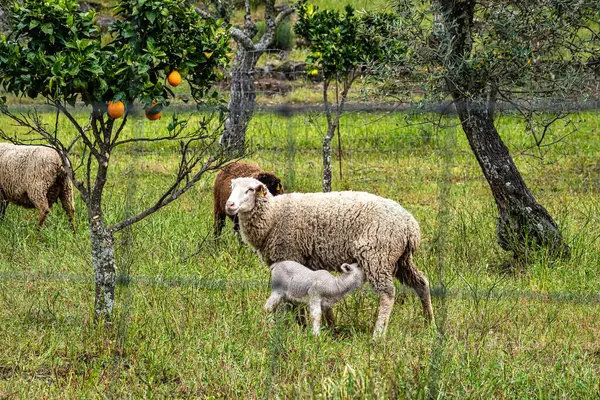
0, 108, 599, 398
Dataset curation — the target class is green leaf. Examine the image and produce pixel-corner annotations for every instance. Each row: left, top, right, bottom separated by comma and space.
29, 20, 40, 29
40, 23, 53, 35
146, 11, 156, 23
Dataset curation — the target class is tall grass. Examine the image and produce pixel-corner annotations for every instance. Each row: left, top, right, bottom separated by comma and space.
0, 109, 599, 397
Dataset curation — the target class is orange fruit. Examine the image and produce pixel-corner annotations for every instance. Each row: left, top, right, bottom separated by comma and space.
107, 100, 125, 119
167, 70, 182, 87
309, 69, 319, 76
145, 102, 162, 121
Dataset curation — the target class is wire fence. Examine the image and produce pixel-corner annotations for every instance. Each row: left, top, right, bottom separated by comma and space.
1, 73, 600, 397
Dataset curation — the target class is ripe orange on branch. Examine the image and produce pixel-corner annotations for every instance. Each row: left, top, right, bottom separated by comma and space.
168, 70, 182, 87
107, 101, 125, 119
145, 102, 162, 121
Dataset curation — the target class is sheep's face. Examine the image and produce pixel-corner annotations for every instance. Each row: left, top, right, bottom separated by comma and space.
226, 177, 267, 216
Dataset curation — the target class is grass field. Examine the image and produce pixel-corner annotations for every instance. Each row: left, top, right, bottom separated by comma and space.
0, 108, 599, 398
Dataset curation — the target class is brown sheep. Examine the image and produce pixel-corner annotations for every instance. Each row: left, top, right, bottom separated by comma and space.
213, 161, 283, 236
0, 143, 76, 232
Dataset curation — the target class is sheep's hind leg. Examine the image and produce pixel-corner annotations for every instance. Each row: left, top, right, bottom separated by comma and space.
213, 212, 226, 237
33, 199, 51, 230
396, 263, 435, 325
0, 189, 7, 219
265, 292, 284, 313
357, 249, 396, 338
59, 181, 76, 233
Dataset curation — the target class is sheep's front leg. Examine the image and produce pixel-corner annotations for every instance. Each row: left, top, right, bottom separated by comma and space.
309, 298, 322, 335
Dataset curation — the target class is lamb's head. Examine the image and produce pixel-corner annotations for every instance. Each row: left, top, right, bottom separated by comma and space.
340, 263, 365, 285
225, 177, 271, 216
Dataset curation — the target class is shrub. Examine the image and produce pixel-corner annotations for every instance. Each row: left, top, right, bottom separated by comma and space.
254, 18, 295, 51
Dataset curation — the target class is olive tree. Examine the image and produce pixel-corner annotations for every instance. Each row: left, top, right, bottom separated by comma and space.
0, 0, 231, 320
197, 0, 296, 154
394, 0, 599, 258
295, 4, 402, 192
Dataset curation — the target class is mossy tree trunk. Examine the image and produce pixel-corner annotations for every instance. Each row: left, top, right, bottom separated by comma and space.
453, 97, 570, 257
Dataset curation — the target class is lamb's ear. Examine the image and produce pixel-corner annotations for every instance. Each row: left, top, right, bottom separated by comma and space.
340, 263, 350, 273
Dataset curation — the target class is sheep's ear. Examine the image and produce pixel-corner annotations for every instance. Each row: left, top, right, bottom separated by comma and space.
257, 184, 267, 196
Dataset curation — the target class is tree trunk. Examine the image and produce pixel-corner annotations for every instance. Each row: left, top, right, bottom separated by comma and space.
453, 98, 570, 258
90, 216, 116, 321
220, 49, 261, 154
322, 124, 336, 192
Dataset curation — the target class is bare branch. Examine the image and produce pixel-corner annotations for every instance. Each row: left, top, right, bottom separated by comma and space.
108, 141, 229, 233
53, 102, 102, 159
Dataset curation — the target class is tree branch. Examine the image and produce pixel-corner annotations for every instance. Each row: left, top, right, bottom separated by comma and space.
194, 7, 211, 19
231, 27, 255, 50
256, 1, 297, 51
108, 141, 228, 233
54, 102, 102, 159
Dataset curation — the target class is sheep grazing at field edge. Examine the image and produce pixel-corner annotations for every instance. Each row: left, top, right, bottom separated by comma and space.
265, 260, 365, 335
213, 161, 283, 236
0, 143, 75, 232
225, 177, 434, 338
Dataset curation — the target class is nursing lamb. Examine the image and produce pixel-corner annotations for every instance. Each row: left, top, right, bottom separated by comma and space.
266, 260, 365, 335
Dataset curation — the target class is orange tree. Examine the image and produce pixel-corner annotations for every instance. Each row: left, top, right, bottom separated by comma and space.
0, 0, 230, 320
295, 4, 402, 192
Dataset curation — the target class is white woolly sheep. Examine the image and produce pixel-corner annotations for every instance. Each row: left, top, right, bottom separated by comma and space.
265, 260, 365, 335
0, 143, 75, 232
226, 177, 434, 338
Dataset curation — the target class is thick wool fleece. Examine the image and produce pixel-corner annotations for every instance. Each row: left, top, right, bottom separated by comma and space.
212, 161, 283, 236
0, 143, 75, 230
230, 177, 434, 335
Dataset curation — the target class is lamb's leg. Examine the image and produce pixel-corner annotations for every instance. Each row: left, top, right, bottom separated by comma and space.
308, 298, 322, 335
265, 292, 284, 313
59, 178, 76, 233
396, 263, 435, 325
323, 306, 335, 329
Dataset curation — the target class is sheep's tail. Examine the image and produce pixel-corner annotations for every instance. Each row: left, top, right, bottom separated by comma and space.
395, 220, 421, 276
